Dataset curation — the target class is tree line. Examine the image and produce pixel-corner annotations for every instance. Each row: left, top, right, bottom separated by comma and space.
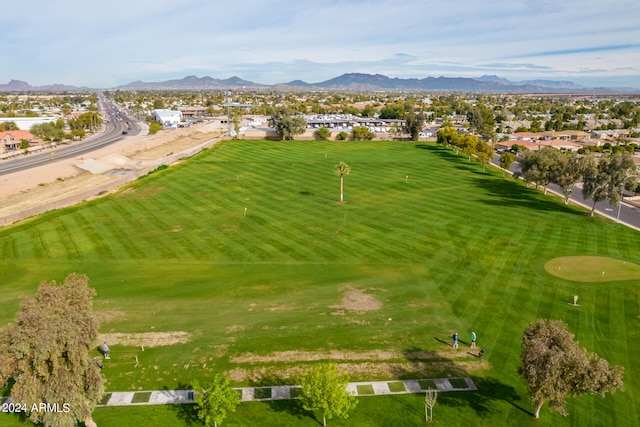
436, 126, 495, 170
437, 126, 639, 215
518, 147, 637, 215
268, 107, 428, 141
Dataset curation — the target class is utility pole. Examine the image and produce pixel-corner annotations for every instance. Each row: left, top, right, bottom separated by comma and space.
225, 90, 231, 137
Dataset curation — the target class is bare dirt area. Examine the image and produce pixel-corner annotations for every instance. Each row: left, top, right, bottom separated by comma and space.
226, 346, 491, 382
329, 286, 384, 313
226, 359, 490, 383
0, 122, 225, 220
98, 331, 191, 347
230, 348, 476, 364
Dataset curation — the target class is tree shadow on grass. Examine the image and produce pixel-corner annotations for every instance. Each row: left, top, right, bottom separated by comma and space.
247, 372, 291, 388
438, 376, 533, 418
473, 177, 578, 214
164, 383, 199, 426
398, 344, 532, 418
246, 373, 316, 422
395, 344, 471, 380
415, 143, 471, 161
263, 399, 317, 424
417, 143, 584, 215
299, 190, 335, 202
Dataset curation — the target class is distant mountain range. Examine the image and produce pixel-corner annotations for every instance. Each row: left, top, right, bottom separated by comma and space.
0, 79, 91, 92
1, 74, 638, 94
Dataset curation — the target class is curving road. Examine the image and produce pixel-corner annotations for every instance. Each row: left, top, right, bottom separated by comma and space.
0, 95, 140, 176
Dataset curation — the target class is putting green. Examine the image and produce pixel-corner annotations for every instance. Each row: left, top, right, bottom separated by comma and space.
545, 256, 640, 282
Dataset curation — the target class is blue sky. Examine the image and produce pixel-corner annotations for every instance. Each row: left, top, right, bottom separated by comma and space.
2, 0, 640, 88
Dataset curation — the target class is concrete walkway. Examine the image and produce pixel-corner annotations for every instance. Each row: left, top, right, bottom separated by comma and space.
99, 377, 476, 406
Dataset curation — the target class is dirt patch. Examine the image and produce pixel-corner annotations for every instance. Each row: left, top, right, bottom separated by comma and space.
226, 325, 247, 333
114, 188, 136, 198
330, 286, 383, 313
95, 310, 127, 322
231, 349, 447, 364
135, 186, 165, 199
98, 331, 190, 347
225, 359, 490, 383
211, 345, 229, 358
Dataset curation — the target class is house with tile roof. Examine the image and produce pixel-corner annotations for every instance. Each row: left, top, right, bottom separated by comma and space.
0, 130, 37, 152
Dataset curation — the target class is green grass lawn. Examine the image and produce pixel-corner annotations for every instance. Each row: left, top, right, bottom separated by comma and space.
545, 256, 640, 282
1, 140, 639, 426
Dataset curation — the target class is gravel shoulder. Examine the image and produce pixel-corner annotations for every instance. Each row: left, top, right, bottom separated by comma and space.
0, 122, 226, 220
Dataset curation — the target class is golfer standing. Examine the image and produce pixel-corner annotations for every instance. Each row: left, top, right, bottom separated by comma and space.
470, 331, 477, 348
102, 342, 110, 359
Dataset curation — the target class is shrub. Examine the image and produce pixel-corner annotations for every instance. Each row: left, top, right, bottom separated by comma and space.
314, 127, 331, 140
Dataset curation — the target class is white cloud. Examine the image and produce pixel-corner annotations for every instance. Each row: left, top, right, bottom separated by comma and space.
1, 0, 639, 88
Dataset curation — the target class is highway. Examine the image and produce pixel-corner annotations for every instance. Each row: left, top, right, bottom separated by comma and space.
0, 95, 140, 176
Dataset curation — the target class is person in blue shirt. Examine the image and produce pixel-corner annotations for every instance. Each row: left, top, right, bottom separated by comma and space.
471, 331, 477, 348
452, 332, 459, 349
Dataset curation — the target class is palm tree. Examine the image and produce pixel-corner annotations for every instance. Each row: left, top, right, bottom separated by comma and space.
335, 161, 350, 202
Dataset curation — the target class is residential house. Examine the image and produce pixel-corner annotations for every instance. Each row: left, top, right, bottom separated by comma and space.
0, 130, 36, 152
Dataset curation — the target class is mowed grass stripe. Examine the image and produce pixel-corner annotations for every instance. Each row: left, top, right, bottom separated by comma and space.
145, 191, 211, 261
29, 228, 52, 260
52, 218, 83, 261
2, 140, 640, 426
0, 236, 16, 258
73, 212, 115, 260
96, 202, 149, 260
239, 187, 380, 263
241, 206, 335, 262
120, 198, 181, 260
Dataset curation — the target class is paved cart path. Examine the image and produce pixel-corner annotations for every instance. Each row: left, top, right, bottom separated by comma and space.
99, 377, 477, 406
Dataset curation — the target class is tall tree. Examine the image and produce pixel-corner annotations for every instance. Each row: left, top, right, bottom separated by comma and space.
300, 364, 358, 427
0, 273, 104, 427
466, 103, 496, 141
335, 161, 351, 202
404, 111, 425, 141
436, 126, 459, 149
475, 140, 494, 171
499, 152, 516, 177
193, 374, 240, 427
379, 102, 406, 119
459, 134, 479, 162
551, 152, 584, 204
520, 147, 561, 194
229, 107, 243, 138
361, 104, 376, 117
581, 152, 638, 216
0, 121, 19, 131
518, 319, 623, 419
269, 107, 306, 140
